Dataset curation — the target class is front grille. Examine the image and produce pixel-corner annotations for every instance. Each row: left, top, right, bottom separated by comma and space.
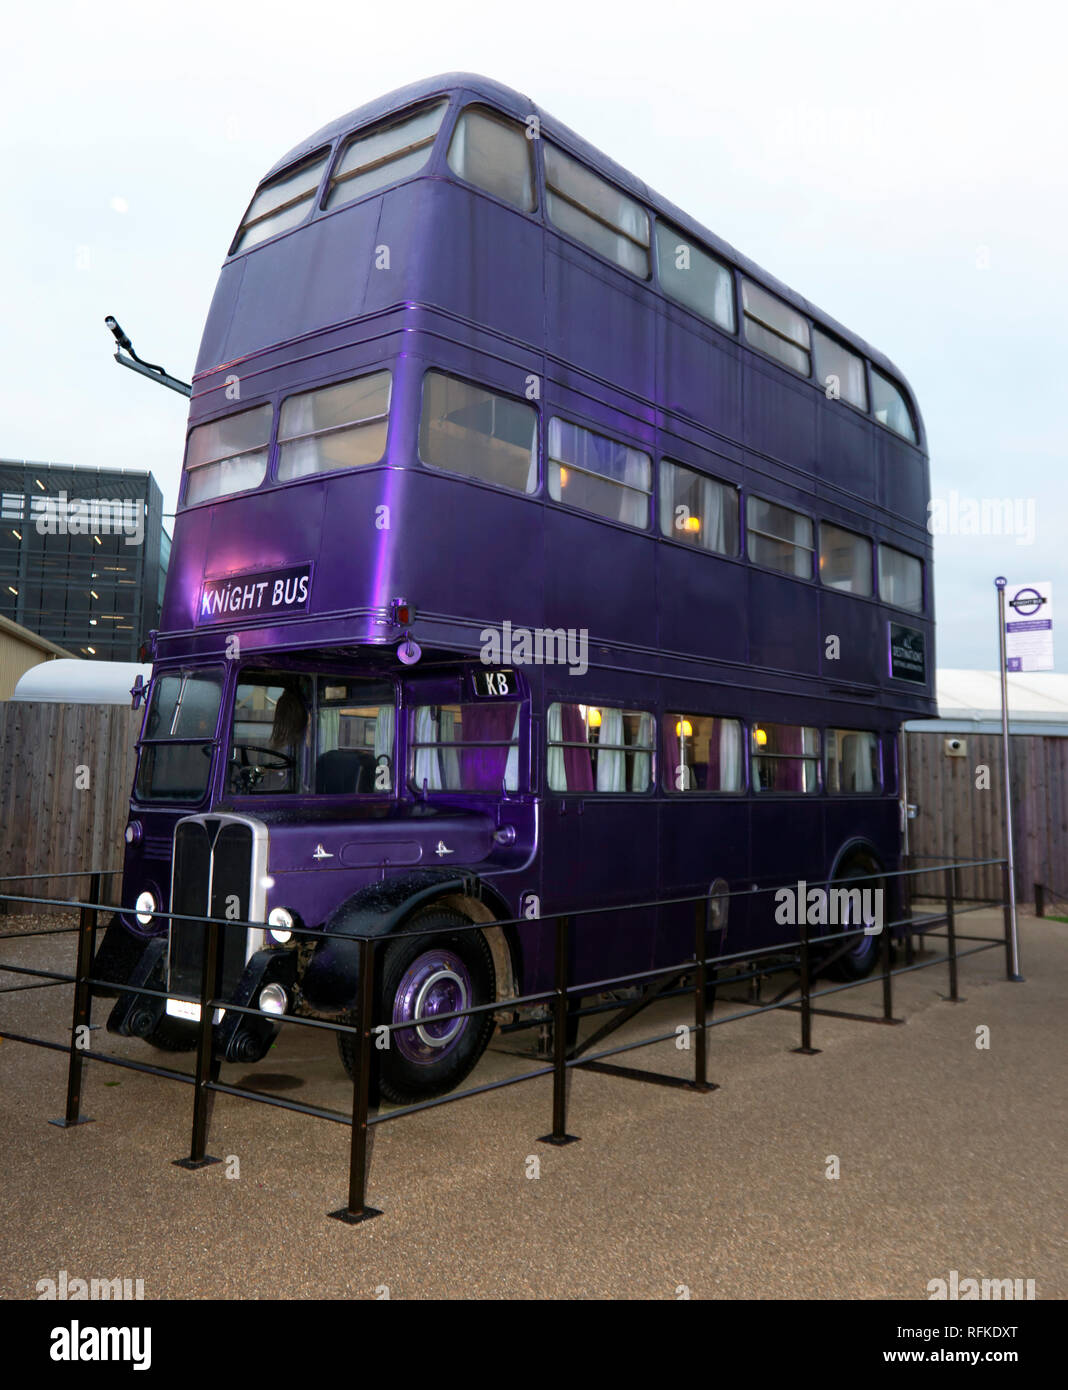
168, 817, 263, 1002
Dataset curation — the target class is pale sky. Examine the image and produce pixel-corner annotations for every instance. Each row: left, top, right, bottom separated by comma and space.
2, 0, 1064, 668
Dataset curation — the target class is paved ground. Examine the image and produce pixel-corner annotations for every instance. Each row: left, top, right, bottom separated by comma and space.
0, 908, 1063, 1300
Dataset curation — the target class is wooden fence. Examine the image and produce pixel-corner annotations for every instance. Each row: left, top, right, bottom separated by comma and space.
0, 702, 139, 911
906, 731, 1068, 903
0, 704, 1064, 915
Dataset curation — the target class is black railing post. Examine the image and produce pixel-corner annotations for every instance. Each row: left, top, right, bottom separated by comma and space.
691, 899, 717, 1091
174, 914, 222, 1170
880, 904, 897, 1023
944, 866, 962, 1003
50, 871, 100, 1128
538, 915, 579, 1146
1034, 883, 1045, 918
1001, 862, 1020, 980
331, 936, 382, 1222
791, 908, 820, 1055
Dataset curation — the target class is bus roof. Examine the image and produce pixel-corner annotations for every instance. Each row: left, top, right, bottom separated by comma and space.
261, 71, 920, 428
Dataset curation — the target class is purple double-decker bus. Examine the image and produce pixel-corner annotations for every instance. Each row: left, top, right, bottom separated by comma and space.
98, 74, 935, 1102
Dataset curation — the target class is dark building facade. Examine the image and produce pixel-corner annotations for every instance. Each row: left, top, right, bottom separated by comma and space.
0, 460, 169, 661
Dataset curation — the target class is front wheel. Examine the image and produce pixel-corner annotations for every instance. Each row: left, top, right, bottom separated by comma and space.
337, 909, 496, 1104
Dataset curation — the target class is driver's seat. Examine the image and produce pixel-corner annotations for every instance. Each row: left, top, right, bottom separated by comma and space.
315, 749, 374, 794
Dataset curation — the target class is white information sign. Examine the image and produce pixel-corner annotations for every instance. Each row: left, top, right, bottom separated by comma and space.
1005, 581, 1053, 672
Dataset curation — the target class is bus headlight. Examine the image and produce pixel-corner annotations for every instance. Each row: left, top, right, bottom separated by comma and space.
134, 890, 156, 926
258, 983, 288, 1016
267, 906, 295, 944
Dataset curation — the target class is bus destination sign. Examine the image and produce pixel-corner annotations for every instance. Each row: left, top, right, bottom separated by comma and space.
198, 564, 312, 624
472, 669, 518, 697
889, 623, 926, 683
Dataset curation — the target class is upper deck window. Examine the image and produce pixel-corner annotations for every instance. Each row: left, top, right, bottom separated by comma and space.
544, 144, 650, 278
419, 371, 538, 493
548, 419, 652, 529
325, 101, 446, 211
277, 371, 391, 482
813, 329, 868, 410
742, 280, 811, 377
447, 106, 535, 211
183, 405, 272, 507
658, 460, 739, 555
878, 544, 924, 612
871, 369, 917, 443
819, 522, 873, 595
231, 151, 329, 255
747, 497, 814, 578
655, 222, 735, 332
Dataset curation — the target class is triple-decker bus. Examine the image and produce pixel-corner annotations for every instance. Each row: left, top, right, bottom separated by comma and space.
98, 74, 936, 1102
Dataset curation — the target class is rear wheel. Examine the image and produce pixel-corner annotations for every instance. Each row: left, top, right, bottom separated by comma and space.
337, 908, 496, 1104
825, 856, 885, 981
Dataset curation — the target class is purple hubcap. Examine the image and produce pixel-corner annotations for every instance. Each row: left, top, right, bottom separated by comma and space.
393, 949, 472, 1065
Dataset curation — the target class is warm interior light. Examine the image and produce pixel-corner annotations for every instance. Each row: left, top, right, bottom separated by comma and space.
753, 727, 768, 747
676, 719, 693, 737
11, 529, 21, 540
558, 467, 568, 486
685, 516, 700, 533
7, 586, 17, 596
587, 708, 602, 728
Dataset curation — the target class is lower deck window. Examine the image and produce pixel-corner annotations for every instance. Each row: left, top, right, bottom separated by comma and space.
663, 714, 744, 792
410, 702, 520, 792
751, 722, 820, 793
547, 703, 654, 792
825, 729, 881, 793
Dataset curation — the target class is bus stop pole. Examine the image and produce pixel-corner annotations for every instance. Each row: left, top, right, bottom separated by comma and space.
994, 577, 1023, 981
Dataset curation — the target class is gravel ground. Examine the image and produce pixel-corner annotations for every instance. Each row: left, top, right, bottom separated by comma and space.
0, 908, 1063, 1300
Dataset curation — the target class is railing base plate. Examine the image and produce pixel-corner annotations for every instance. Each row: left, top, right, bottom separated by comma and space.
173, 1155, 222, 1170
537, 1132, 580, 1146
328, 1205, 383, 1225
49, 1116, 94, 1128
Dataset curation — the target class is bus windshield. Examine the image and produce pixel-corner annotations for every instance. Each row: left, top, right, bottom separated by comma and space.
135, 671, 224, 803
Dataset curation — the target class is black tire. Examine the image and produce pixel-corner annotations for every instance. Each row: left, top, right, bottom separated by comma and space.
337, 908, 496, 1104
825, 856, 885, 981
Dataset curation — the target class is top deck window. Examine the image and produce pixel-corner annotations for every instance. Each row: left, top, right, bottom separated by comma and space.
742, 280, 811, 377
277, 371, 392, 482
183, 405, 272, 507
871, 369, 917, 443
419, 371, 538, 494
325, 102, 446, 211
655, 222, 735, 332
544, 144, 650, 278
231, 152, 329, 255
447, 106, 535, 211
813, 330, 868, 410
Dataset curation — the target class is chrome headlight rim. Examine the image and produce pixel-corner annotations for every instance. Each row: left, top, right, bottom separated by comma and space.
267, 905, 297, 945
134, 889, 157, 927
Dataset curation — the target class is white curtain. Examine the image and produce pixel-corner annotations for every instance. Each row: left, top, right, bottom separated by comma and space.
374, 705, 395, 789
596, 707, 626, 792
629, 712, 654, 791
318, 708, 340, 755
413, 707, 442, 792
505, 706, 520, 791
719, 720, 742, 791
844, 733, 874, 793
546, 703, 567, 791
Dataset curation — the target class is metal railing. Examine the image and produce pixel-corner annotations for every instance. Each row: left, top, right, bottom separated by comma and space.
0, 858, 1018, 1225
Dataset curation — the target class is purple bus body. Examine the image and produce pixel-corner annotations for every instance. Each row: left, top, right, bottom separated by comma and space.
116, 73, 935, 1016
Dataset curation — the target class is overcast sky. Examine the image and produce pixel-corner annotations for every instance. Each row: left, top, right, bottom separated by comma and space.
2, 0, 1064, 669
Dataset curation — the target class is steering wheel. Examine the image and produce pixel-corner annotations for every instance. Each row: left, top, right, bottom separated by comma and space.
232, 744, 296, 790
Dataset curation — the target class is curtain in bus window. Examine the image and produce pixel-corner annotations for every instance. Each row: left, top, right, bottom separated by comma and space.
549, 419, 651, 528
457, 704, 520, 792
374, 705, 395, 789
659, 461, 736, 554
413, 706, 442, 791
318, 707, 341, 755
447, 107, 535, 210
840, 732, 876, 792
629, 712, 654, 790
595, 707, 625, 792
547, 703, 595, 792
662, 717, 682, 790
720, 720, 742, 791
